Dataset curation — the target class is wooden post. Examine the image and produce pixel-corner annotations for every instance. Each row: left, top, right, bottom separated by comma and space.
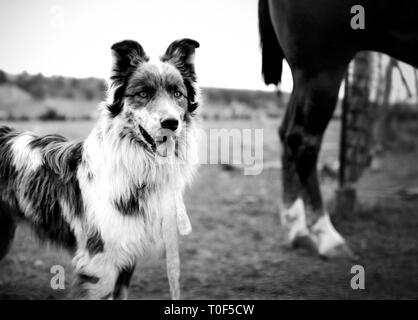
337, 70, 356, 218
339, 72, 349, 188
336, 52, 374, 217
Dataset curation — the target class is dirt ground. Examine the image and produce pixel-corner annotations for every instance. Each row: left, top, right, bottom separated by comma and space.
0, 119, 417, 299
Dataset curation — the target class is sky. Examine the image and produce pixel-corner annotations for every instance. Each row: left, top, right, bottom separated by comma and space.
0, 0, 290, 91
1, 0, 416, 99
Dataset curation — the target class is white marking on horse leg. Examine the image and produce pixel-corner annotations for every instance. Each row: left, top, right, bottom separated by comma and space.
280, 198, 310, 243
163, 195, 181, 300
310, 214, 349, 258
176, 193, 192, 236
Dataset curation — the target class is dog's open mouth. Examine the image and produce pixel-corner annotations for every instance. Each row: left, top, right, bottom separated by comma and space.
136, 124, 176, 157
155, 135, 168, 144
155, 132, 176, 157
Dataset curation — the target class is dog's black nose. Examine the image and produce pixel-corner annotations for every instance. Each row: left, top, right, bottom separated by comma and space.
160, 118, 179, 131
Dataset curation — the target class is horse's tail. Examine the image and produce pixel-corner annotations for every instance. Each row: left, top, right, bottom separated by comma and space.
258, 0, 284, 86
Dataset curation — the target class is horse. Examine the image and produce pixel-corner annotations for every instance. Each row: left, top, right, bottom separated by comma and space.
258, 0, 418, 258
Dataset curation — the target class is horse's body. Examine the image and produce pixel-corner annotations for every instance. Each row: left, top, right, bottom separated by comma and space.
259, 0, 418, 257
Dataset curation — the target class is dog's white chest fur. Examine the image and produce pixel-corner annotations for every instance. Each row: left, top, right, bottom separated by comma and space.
77, 119, 198, 267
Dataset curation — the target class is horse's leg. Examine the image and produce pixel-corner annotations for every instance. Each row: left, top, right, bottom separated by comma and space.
279, 110, 311, 249
279, 71, 317, 250
280, 67, 353, 258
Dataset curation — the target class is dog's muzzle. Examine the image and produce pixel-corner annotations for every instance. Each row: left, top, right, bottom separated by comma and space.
136, 124, 176, 157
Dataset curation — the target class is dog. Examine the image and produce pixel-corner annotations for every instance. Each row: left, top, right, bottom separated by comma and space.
0, 38, 200, 299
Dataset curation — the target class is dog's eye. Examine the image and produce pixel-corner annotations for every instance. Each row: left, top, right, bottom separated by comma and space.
174, 91, 182, 98
138, 91, 148, 98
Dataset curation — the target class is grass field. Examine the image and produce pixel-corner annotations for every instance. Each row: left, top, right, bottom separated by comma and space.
0, 118, 417, 299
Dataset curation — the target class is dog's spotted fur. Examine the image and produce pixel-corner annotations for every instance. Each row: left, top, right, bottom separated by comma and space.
0, 38, 200, 299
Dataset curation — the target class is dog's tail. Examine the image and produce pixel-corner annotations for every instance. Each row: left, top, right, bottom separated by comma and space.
258, 0, 285, 86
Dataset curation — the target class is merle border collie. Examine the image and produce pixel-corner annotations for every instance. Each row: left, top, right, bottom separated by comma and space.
0, 38, 200, 299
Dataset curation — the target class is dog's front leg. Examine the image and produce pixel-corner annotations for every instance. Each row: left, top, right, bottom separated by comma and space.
163, 195, 181, 300
72, 251, 118, 300
176, 193, 192, 236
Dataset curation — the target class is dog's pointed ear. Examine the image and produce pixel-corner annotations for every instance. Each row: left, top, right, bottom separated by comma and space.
110, 40, 148, 85
107, 40, 148, 117
161, 38, 200, 66
162, 39, 200, 113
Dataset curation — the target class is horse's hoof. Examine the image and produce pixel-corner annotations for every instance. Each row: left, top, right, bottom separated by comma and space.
319, 242, 359, 261
311, 214, 358, 261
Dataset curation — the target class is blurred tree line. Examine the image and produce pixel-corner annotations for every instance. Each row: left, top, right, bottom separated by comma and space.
0, 69, 106, 101
203, 87, 284, 109
0, 70, 282, 110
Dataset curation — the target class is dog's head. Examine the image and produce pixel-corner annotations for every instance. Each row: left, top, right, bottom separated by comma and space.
107, 39, 200, 156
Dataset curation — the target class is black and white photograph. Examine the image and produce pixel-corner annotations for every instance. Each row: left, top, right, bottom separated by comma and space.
0, 0, 417, 304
